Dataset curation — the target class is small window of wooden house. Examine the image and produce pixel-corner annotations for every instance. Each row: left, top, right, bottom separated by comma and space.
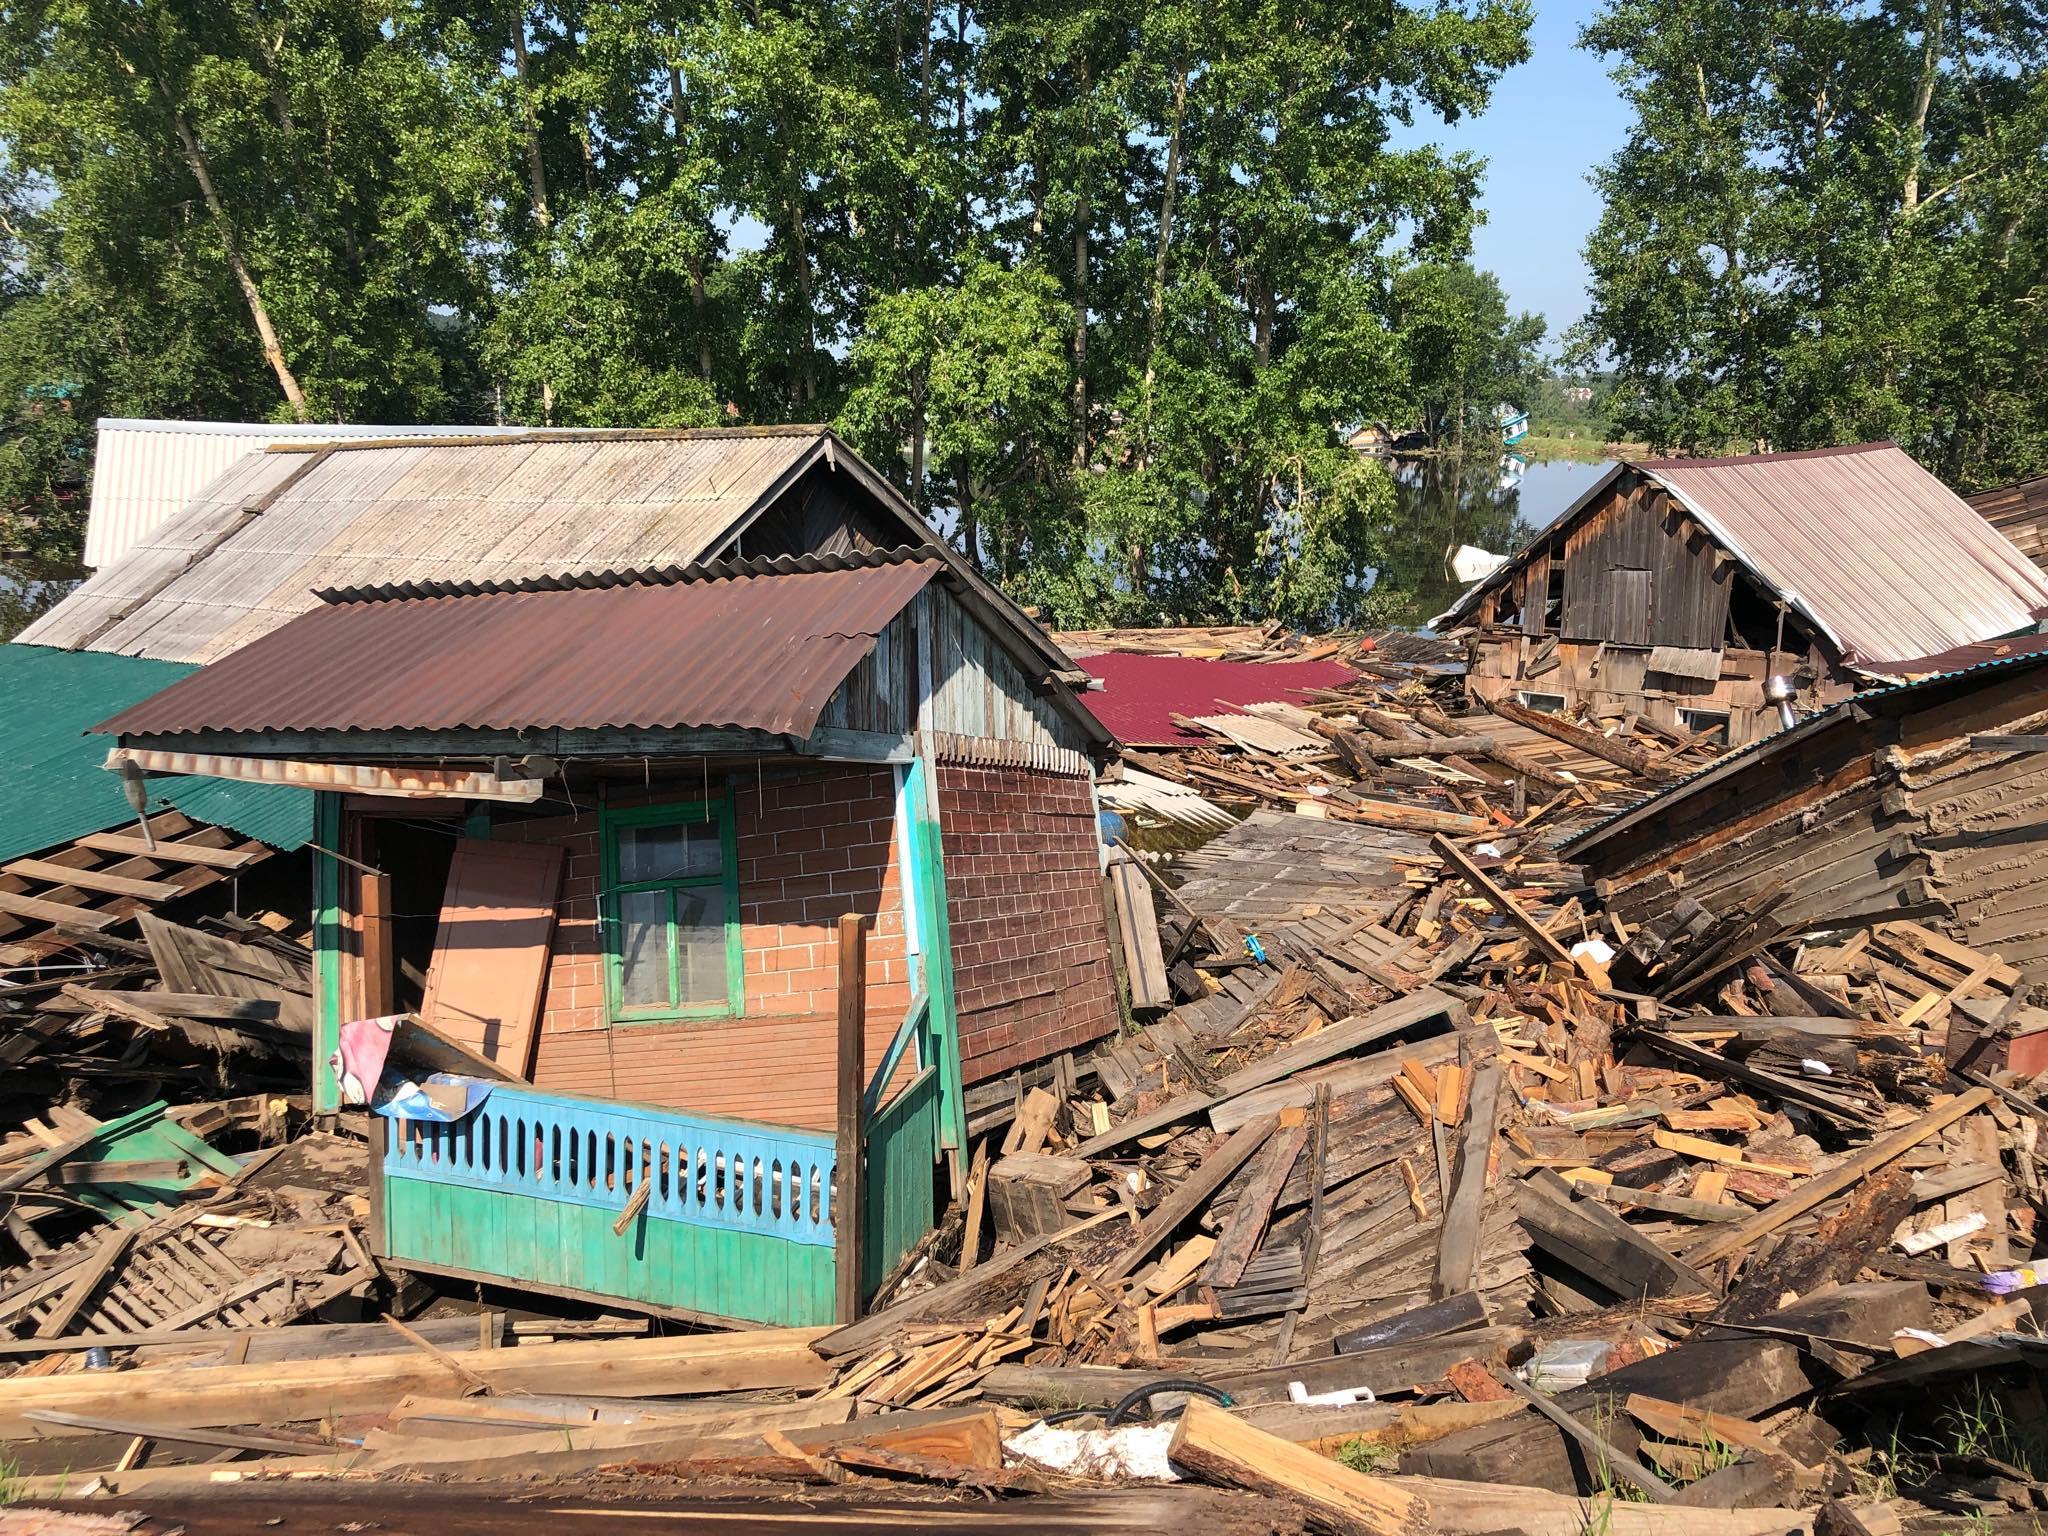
1517, 690, 1567, 713
602, 798, 743, 1022
1677, 707, 1730, 745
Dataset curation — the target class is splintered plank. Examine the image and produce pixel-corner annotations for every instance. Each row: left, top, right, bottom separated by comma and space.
1202, 1120, 1309, 1288
1167, 1397, 1423, 1536
75, 834, 266, 870
1095, 1118, 1278, 1286
0, 891, 121, 931
2, 861, 186, 902
1429, 835, 1575, 967
1684, 1087, 1996, 1267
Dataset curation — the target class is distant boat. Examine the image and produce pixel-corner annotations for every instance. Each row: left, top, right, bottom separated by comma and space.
1496, 405, 1529, 447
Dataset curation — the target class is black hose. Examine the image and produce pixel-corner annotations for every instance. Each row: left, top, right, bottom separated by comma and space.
1105, 1378, 1234, 1426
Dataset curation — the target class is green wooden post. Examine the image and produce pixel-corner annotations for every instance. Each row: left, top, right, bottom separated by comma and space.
907, 758, 966, 1159
312, 791, 343, 1114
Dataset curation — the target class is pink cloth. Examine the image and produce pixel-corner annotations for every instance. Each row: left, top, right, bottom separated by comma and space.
330, 1014, 401, 1106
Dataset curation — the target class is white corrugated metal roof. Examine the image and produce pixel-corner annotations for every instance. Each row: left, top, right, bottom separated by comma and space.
85, 419, 545, 569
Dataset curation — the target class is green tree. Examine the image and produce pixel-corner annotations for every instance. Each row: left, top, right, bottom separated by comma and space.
1575, 0, 2048, 487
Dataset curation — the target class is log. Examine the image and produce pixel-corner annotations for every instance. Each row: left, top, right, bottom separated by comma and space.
1479, 696, 1668, 778
1167, 1397, 1423, 1536
0, 1327, 834, 1439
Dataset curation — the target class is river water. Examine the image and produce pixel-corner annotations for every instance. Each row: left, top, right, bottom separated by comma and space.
1370, 453, 1613, 628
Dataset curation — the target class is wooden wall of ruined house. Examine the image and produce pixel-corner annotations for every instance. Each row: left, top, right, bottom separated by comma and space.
1583, 666, 2048, 979
1463, 475, 1851, 745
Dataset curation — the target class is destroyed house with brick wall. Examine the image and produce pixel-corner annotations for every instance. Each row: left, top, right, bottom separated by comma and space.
1434, 442, 2048, 748
82, 431, 1120, 1330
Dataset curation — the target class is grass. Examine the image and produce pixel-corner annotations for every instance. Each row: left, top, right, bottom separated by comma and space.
0, 1449, 16, 1506
1585, 1397, 1653, 1503
1333, 1437, 1396, 1476
1937, 1378, 2048, 1476
1515, 435, 1652, 463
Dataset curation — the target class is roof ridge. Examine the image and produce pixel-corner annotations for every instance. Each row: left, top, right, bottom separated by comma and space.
1634, 440, 1894, 472
312, 545, 951, 604
263, 425, 832, 454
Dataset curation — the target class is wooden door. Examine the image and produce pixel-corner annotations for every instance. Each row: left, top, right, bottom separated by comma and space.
418, 839, 564, 1079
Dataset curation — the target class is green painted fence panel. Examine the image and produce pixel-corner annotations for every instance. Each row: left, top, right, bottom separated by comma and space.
862, 1065, 940, 1299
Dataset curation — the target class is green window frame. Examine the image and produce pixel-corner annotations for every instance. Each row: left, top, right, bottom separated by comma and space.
600, 794, 745, 1024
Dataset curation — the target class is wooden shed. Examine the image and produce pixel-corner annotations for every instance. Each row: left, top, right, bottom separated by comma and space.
1562, 640, 2048, 980
1436, 443, 2048, 747
1970, 474, 2048, 575
88, 452, 1122, 1330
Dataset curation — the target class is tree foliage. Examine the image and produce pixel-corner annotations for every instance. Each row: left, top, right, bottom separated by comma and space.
0, 0, 1536, 622
1574, 0, 2048, 488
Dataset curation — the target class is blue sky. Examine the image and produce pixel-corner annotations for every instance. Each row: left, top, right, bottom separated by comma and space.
1417, 0, 1632, 339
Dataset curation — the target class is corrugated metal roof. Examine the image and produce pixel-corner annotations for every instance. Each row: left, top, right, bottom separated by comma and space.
1645, 443, 2048, 665
1072, 651, 1359, 747
313, 545, 947, 604
98, 560, 943, 740
1436, 444, 2048, 666
84, 418, 548, 570
0, 644, 311, 860
27, 428, 840, 665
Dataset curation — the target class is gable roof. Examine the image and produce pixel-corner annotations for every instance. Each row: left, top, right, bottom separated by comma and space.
85, 417, 551, 569
0, 644, 311, 860
1437, 442, 2048, 667
98, 554, 945, 741
25, 428, 845, 664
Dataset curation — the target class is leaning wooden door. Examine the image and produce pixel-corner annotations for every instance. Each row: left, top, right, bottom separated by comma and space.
418, 838, 564, 1078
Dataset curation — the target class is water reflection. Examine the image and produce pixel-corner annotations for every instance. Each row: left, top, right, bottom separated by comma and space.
0, 565, 79, 641
1369, 454, 1613, 628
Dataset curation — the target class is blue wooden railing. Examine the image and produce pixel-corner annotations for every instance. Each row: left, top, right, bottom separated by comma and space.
384, 1085, 837, 1246
378, 1079, 936, 1326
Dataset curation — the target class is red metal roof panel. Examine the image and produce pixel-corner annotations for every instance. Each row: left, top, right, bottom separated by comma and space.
97, 560, 941, 740
1074, 651, 1358, 747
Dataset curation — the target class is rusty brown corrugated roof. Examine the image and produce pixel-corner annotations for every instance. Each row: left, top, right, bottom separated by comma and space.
95, 558, 942, 740
1439, 442, 2048, 665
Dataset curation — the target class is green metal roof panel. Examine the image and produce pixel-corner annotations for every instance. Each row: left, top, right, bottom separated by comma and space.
0, 643, 312, 860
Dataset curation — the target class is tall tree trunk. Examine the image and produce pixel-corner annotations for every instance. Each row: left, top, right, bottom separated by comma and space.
1142, 61, 1188, 429
162, 92, 308, 419
1902, 0, 1944, 209
788, 187, 817, 401
669, 66, 716, 385
1253, 282, 1274, 367
1071, 55, 1093, 468
511, 14, 551, 227
958, 466, 981, 571
909, 379, 927, 509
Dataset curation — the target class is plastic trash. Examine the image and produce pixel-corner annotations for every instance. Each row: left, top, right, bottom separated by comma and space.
1006, 1420, 1178, 1481
1521, 1338, 1613, 1392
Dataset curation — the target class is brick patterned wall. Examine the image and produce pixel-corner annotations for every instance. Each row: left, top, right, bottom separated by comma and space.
938, 764, 1118, 1082
503, 765, 911, 1131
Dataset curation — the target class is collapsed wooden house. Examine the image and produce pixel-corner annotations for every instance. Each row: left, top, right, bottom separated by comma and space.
73, 432, 1122, 1329
1970, 472, 2048, 576
1434, 442, 2048, 747
1563, 638, 2048, 986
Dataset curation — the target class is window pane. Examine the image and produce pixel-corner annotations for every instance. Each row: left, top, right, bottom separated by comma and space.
617, 889, 672, 1009
674, 886, 729, 1007
618, 818, 720, 883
